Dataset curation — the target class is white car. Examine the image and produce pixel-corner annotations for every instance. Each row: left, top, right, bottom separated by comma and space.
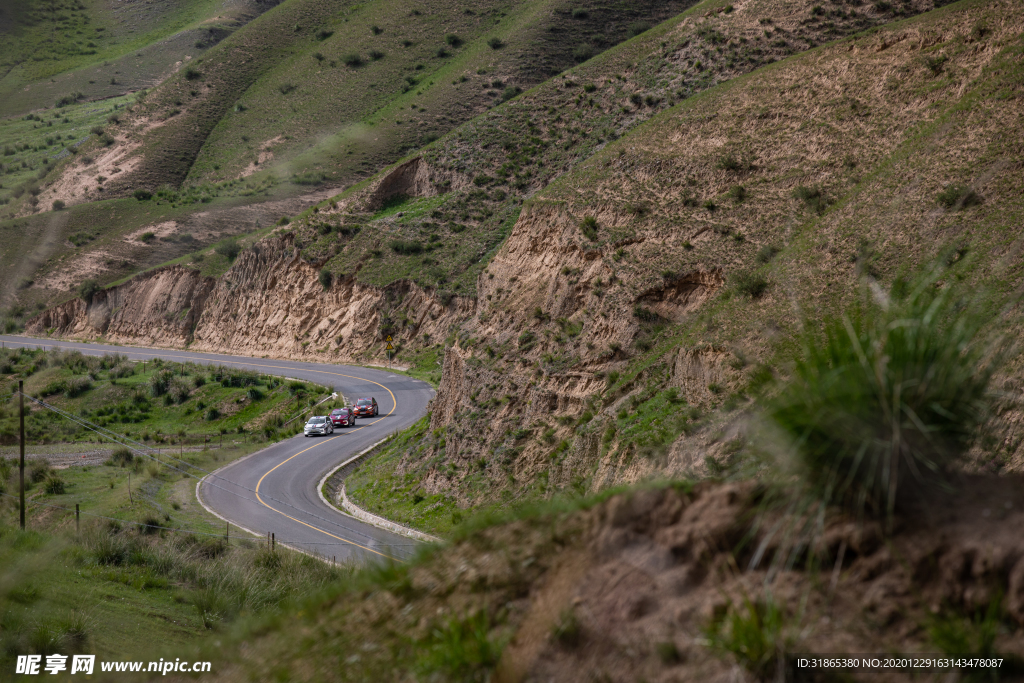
303, 415, 334, 437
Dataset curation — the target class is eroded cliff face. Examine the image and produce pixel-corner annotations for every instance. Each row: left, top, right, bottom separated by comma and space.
189, 234, 474, 361
27, 234, 475, 365
27, 266, 215, 347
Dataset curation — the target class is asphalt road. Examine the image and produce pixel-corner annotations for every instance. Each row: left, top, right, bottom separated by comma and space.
0, 335, 435, 564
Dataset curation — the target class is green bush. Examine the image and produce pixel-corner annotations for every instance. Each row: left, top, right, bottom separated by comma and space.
52, 199, 65, 211
445, 34, 462, 47
755, 245, 780, 264
319, 268, 333, 290
184, 67, 201, 80
733, 271, 768, 298
343, 53, 363, 67
205, 408, 221, 421
937, 183, 983, 210
487, 37, 504, 50
579, 216, 598, 240
572, 43, 594, 62
793, 185, 828, 214
414, 611, 502, 682
214, 239, 241, 260
110, 448, 134, 467
628, 21, 651, 37
78, 279, 100, 303
705, 597, 791, 680
766, 267, 1004, 518
278, 82, 296, 95
44, 475, 66, 495
389, 239, 424, 255
64, 376, 92, 398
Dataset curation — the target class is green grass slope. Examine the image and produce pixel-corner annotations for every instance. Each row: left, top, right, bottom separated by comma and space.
282, 0, 937, 299
0, 0, 275, 117
339, 0, 1024, 529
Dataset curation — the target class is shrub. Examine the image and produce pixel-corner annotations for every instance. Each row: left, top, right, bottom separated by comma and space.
78, 279, 100, 303
729, 185, 747, 202
628, 21, 651, 37
571, 8, 589, 19
214, 239, 241, 260
937, 183, 983, 210
755, 245, 780, 264
370, 25, 383, 35
64, 376, 92, 398
501, 86, 522, 102
30, 461, 53, 484
793, 185, 828, 214
705, 598, 792, 680
52, 199, 65, 211
445, 34, 462, 47
766, 267, 1005, 518
319, 268, 333, 290
110, 448, 134, 467
436, 47, 449, 58
487, 37, 504, 50
278, 82, 296, 95
389, 239, 423, 255
316, 29, 334, 40
185, 67, 201, 80
572, 43, 594, 62
56, 92, 84, 107
579, 216, 598, 240
733, 271, 768, 298
205, 408, 220, 421
343, 53, 363, 67
369, 49, 385, 60
246, 387, 264, 401
44, 475, 66, 495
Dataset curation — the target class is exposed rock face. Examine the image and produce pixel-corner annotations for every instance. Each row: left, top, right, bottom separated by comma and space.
27, 266, 215, 346
27, 234, 475, 365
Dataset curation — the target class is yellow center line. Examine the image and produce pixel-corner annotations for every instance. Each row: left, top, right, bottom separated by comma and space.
4, 338, 405, 560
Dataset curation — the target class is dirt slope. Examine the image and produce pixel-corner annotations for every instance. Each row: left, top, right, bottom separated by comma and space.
161, 477, 1024, 682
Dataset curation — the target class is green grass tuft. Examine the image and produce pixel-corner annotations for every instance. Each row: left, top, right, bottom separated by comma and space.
766, 265, 1007, 519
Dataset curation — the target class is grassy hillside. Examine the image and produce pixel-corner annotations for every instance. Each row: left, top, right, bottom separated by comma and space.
335, 0, 1024, 530
0, 346, 331, 445
0, 0, 275, 116
284, 0, 938, 298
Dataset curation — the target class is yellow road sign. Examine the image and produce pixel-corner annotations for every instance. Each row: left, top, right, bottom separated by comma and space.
386, 342, 394, 350
385, 335, 394, 342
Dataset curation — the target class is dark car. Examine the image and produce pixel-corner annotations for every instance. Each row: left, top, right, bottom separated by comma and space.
330, 407, 354, 428
352, 397, 378, 417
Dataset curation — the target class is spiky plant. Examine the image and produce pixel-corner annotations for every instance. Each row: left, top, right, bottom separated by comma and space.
768, 265, 1007, 519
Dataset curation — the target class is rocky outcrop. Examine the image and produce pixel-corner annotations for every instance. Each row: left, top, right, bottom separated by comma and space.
27, 266, 215, 346
27, 234, 475, 364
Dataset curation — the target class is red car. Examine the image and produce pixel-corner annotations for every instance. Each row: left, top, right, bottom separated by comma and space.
330, 407, 355, 427
353, 397, 378, 417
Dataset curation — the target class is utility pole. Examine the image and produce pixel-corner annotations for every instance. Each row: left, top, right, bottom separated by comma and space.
19, 380, 25, 531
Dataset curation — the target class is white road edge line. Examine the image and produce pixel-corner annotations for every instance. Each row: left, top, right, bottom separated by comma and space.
317, 438, 442, 544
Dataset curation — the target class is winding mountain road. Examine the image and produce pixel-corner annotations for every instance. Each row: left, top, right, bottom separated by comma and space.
0, 335, 434, 564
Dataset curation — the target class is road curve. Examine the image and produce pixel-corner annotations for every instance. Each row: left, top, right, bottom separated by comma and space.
0, 335, 434, 564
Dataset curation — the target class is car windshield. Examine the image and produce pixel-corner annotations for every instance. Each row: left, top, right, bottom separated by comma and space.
331, 409, 343, 415
357, 399, 371, 406
307, 417, 324, 424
